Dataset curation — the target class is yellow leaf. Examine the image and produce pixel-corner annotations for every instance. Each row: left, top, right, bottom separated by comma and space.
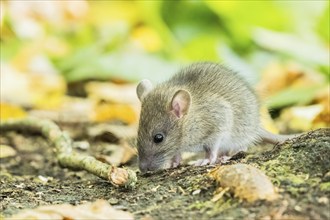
260, 105, 279, 134
92, 102, 138, 124
278, 104, 326, 132
276, 86, 329, 132
313, 87, 330, 126
131, 25, 163, 52
29, 96, 93, 123
0, 103, 27, 121
256, 62, 323, 100
31, 74, 66, 109
256, 62, 303, 99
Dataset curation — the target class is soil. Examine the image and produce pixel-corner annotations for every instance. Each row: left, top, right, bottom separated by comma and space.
0, 126, 329, 220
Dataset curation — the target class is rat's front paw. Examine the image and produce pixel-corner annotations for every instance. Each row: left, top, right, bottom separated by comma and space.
170, 153, 182, 168
171, 161, 180, 168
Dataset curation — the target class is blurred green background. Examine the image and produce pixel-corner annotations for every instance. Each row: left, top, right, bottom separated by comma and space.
1, 0, 329, 109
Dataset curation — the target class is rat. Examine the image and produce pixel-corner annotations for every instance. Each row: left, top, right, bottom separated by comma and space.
136, 62, 298, 173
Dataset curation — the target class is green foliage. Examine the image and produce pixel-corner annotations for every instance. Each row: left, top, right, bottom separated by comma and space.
266, 85, 325, 109
205, 1, 292, 51
1, 1, 329, 108
0, 38, 22, 61
317, 3, 330, 44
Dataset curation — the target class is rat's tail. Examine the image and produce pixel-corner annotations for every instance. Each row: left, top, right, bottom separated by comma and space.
259, 128, 301, 144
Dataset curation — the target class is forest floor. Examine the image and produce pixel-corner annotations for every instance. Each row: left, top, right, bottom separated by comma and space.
0, 126, 329, 219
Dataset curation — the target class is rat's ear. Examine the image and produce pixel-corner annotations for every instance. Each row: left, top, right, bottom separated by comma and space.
170, 89, 191, 119
137, 79, 153, 101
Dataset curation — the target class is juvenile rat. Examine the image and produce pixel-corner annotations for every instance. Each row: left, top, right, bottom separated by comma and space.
136, 62, 295, 173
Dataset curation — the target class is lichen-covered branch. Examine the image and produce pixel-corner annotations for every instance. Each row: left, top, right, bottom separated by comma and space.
0, 117, 137, 188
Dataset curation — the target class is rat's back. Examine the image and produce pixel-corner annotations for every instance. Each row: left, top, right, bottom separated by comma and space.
168, 62, 254, 99
166, 62, 261, 152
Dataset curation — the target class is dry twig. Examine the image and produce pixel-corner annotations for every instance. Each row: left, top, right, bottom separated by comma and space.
0, 117, 137, 188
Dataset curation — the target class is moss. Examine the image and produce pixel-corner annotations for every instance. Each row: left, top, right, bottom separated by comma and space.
207, 198, 238, 217
252, 129, 330, 193
319, 182, 330, 192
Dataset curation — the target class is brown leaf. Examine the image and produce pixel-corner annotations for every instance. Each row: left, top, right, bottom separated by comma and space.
96, 142, 136, 166
277, 103, 328, 132
28, 96, 93, 123
85, 82, 140, 124
256, 62, 323, 100
7, 199, 133, 220
0, 145, 17, 158
85, 82, 140, 105
88, 124, 137, 141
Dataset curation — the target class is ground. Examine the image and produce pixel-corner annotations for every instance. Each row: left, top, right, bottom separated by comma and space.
0, 126, 329, 219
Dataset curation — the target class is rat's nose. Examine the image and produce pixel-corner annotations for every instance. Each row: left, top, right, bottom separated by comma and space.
139, 160, 150, 173
139, 160, 158, 173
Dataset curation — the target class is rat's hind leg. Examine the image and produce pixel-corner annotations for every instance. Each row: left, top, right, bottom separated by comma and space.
217, 155, 231, 164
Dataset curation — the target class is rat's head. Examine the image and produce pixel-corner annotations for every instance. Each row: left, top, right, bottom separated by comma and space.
136, 79, 191, 173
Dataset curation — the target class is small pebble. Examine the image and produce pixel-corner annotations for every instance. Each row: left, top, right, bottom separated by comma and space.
192, 189, 201, 195
108, 198, 119, 205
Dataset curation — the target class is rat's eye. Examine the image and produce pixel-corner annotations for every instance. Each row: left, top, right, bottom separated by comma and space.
153, 133, 164, 143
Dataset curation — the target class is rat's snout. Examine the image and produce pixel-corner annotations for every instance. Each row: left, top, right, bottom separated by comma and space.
139, 159, 161, 174
139, 161, 149, 174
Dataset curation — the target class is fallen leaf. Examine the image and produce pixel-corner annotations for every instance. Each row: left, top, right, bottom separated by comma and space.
209, 164, 278, 202
0, 145, 17, 158
29, 96, 93, 123
211, 187, 230, 202
92, 102, 138, 124
85, 82, 140, 124
119, 141, 137, 164
312, 87, 330, 126
7, 199, 133, 220
0, 103, 27, 121
88, 124, 137, 165
256, 62, 303, 99
87, 123, 137, 141
256, 62, 325, 109
277, 104, 327, 132
0, 63, 66, 109
85, 82, 140, 105
260, 105, 279, 134
96, 142, 136, 166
